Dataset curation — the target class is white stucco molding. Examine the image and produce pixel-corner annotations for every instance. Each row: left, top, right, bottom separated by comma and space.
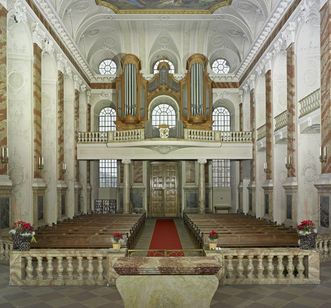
74, 75, 82, 91
0, 0, 7, 10
13, 0, 27, 23
32, 22, 46, 49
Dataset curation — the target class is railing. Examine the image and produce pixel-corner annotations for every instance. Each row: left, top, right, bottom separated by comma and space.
208, 248, 320, 285
127, 249, 205, 257
316, 233, 331, 261
257, 124, 266, 140
220, 131, 252, 143
274, 110, 288, 131
9, 249, 125, 286
184, 129, 215, 141
78, 131, 107, 143
0, 238, 12, 264
108, 129, 144, 142
299, 89, 321, 118
184, 129, 252, 143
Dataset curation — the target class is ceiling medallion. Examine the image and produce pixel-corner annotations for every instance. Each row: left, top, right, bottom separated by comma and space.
95, 0, 232, 14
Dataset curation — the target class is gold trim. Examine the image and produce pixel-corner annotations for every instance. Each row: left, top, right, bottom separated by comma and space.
95, 0, 232, 14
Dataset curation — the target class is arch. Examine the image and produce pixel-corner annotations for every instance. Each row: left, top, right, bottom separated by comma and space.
92, 100, 116, 131
212, 106, 231, 131
213, 99, 235, 130
99, 107, 116, 132
148, 95, 180, 119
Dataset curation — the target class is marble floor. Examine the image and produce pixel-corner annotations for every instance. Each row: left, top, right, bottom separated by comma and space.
0, 260, 331, 307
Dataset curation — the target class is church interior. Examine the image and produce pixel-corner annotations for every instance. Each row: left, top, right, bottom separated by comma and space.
0, 0, 331, 307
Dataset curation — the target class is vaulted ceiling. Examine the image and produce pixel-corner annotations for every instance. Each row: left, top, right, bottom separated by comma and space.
45, 0, 282, 76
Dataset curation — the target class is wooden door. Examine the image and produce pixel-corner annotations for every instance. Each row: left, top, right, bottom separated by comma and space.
150, 162, 178, 217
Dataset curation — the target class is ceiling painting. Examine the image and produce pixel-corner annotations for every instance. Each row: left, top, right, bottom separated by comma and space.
95, 0, 232, 14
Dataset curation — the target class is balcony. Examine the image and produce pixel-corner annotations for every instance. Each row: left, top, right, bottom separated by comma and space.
77, 129, 253, 161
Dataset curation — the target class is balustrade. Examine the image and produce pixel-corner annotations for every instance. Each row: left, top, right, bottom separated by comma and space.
0, 239, 12, 264
299, 89, 321, 118
316, 235, 331, 260
208, 248, 320, 285
9, 249, 125, 286
257, 124, 266, 140
78, 132, 107, 143
274, 110, 288, 131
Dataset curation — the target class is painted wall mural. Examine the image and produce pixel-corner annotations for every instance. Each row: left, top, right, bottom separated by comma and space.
96, 0, 232, 14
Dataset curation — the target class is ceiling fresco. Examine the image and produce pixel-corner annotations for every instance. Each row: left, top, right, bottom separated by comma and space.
95, 0, 232, 14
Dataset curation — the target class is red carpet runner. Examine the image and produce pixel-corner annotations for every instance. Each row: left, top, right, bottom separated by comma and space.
148, 219, 184, 256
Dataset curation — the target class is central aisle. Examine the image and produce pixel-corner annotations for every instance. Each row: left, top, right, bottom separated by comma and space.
147, 219, 183, 256
133, 218, 199, 256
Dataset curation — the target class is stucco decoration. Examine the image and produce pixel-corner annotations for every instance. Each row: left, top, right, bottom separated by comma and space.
96, 0, 232, 14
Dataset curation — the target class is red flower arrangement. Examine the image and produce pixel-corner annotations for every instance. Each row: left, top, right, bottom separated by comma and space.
112, 232, 123, 243
208, 230, 218, 241
9, 220, 36, 242
297, 220, 316, 235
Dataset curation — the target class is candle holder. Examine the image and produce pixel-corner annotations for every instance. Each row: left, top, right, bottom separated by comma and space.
0, 146, 8, 164
62, 162, 67, 174
38, 156, 44, 170
319, 146, 327, 163
285, 155, 293, 170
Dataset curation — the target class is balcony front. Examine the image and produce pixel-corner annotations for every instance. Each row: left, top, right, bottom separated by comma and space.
77, 128, 253, 161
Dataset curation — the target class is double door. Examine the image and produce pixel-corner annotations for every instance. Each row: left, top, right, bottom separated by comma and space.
149, 162, 179, 217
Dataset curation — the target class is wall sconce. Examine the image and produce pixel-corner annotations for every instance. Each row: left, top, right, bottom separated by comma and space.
285, 155, 292, 170
263, 162, 268, 173
0, 146, 8, 164
38, 156, 44, 169
62, 162, 67, 174
320, 146, 327, 163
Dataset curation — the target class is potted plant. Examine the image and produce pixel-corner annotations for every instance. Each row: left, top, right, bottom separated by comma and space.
297, 220, 317, 249
9, 221, 36, 251
208, 230, 218, 250
112, 232, 123, 250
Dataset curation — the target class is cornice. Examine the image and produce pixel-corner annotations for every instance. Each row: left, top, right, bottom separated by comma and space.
237, 0, 296, 80
30, 0, 94, 80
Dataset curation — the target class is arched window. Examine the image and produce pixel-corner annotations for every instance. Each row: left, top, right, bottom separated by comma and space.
211, 58, 230, 74
153, 59, 175, 74
212, 107, 231, 131
99, 59, 117, 75
99, 107, 117, 188
212, 106, 231, 187
151, 103, 176, 128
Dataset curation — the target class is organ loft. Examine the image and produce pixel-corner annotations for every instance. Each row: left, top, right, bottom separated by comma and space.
0, 0, 330, 307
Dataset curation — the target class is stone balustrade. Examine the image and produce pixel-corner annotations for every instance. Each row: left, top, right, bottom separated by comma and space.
207, 248, 320, 285
219, 131, 252, 143
299, 89, 321, 118
9, 249, 126, 286
184, 129, 252, 143
78, 131, 107, 143
274, 110, 288, 131
257, 124, 266, 140
316, 234, 331, 260
0, 238, 12, 264
108, 129, 145, 142
184, 129, 215, 141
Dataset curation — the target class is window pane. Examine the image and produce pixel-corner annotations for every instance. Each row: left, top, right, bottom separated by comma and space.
212, 58, 230, 74
99, 59, 117, 75
151, 103, 176, 128
212, 106, 231, 187
98, 107, 117, 187
153, 59, 175, 74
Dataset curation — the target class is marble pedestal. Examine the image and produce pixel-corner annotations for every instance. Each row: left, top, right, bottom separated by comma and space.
116, 275, 219, 308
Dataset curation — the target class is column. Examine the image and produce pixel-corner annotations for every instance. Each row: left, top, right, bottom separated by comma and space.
262, 63, 274, 221
283, 40, 298, 226
56, 55, 67, 220
32, 25, 47, 226
122, 159, 131, 214
0, 3, 11, 229
248, 78, 256, 215
86, 97, 92, 212
198, 159, 207, 214
314, 0, 331, 230
238, 102, 243, 212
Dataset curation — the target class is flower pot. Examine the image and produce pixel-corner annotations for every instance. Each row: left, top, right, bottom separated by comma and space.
299, 233, 317, 250
209, 242, 217, 250
12, 234, 32, 251
112, 243, 121, 250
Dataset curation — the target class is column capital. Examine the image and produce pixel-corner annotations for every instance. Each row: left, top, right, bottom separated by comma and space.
43, 38, 54, 56
13, 0, 27, 24
32, 22, 45, 50
73, 75, 82, 91
198, 158, 207, 165
56, 53, 65, 74
122, 159, 131, 165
